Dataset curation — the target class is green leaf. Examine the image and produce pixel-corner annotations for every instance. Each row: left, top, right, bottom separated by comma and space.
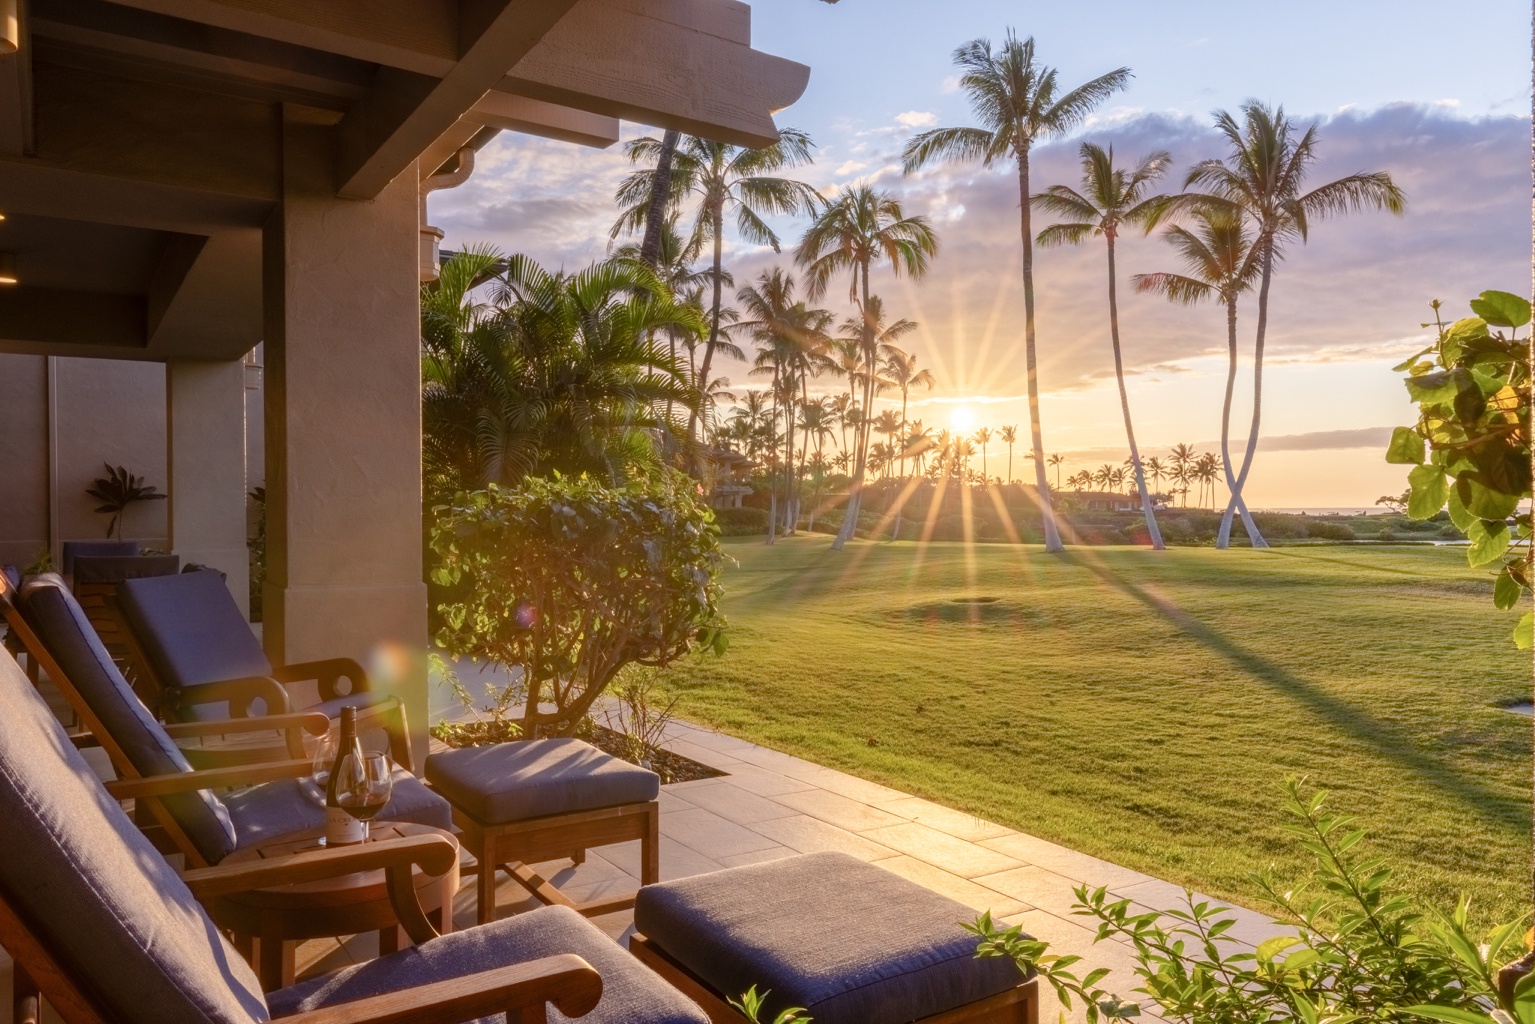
1403, 1006, 1495, 1024
1466, 520, 1511, 568
1407, 465, 1448, 520
1469, 290, 1532, 329
1457, 474, 1522, 521
1446, 487, 1478, 531
1385, 427, 1425, 465
1515, 611, 1533, 650
1494, 568, 1523, 610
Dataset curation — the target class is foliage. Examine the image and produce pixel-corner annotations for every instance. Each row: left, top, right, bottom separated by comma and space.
1305, 520, 1355, 541
973, 778, 1527, 1024
421, 248, 705, 501
247, 486, 266, 622
22, 548, 54, 575
86, 463, 165, 539
715, 506, 771, 535
1390, 292, 1532, 647
429, 472, 727, 737
426, 652, 525, 748
599, 667, 681, 772
731, 986, 810, 1024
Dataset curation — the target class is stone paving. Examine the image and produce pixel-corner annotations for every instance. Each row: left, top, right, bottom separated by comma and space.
309, 715, 1292, 1023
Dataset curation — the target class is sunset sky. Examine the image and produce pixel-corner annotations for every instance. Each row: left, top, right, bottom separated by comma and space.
432, 0, 1531, 509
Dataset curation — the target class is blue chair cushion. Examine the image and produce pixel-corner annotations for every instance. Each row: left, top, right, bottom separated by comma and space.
425, 739, 659, 824
116, 569, 272, 691
633, 852, 1027, 1024
0, 651, 268, 1024
226, 770, 452, 851
18, 574, 239, 865
61, 539, 139, 576
73, 553, 181, 584
2, 563, 21, 593
267, 905, 708, 1024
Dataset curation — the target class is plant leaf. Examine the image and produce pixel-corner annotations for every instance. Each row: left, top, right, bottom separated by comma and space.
1385, 427, 1425, 465
1466, 520, 1511, 568
1515, 611, 1533, 650
1469, 290, 1532, 329
1406, 465, 1448, 520
1494, 568, 1523, 610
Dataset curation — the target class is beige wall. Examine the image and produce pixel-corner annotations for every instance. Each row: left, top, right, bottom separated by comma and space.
0, 353, 171, 566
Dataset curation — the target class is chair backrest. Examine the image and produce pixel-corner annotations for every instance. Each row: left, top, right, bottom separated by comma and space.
72, 555, 184, 686
17, 575, 239, 866
116, 570, 272, 697
0, 652, 269, 1024
73, 554, 182, 585
60, 540, 140, 577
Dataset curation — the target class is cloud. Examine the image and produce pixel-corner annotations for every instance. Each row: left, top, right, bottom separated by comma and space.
895, 110, 937, 129
1254, 427, 1396, 452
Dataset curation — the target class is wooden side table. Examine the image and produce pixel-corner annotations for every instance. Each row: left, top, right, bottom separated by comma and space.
209, 822, 461, 991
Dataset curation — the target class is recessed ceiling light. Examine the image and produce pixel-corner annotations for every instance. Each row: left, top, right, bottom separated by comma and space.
0, 253, 17, 285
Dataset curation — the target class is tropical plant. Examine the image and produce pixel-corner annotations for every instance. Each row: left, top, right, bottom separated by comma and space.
1390, 292, 1532, 647
1187, 101, 1406, 547
1046, 452, 1064, 490
904, 32, 1129, 553
798, 186, 939, 549
616, 130, 822, 442
972, 426, 993, 481
1133, 208, 1267, 545
422, 249, 704, 499
1168, 443, 1196, 507
86, 463, 166, 539
1035, 142, 1171, 548
429, 472, 727, 738
883, 347, 937, 476
971, 777, 1527, 1024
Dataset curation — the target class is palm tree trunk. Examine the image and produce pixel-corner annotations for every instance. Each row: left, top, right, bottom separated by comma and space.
1215, 296, 1265, 547
1105, 237, 1164, 549
639, 130, 680, 269
690, 206, 725, 444
832, 263, 874, 551
1007, 446, 1013, 485
765, 365, 780, 546
1018, 148, 1063, 551
1219, 245, 1272, 549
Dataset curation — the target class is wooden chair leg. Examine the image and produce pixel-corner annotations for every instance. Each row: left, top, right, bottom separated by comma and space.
570, 849, 586, 865
641, 802, 660, 886
13, 961, 40, 1024
476, 838, 498, 925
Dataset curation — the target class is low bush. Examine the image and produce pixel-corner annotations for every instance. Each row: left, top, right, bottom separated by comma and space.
714, 506, 770, 536
1305, 520, 1356, 540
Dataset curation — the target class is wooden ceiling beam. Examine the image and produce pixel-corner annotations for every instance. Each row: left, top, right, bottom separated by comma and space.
334, 0, 580, 199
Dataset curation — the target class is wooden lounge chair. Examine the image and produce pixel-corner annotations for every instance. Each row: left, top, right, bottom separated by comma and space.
2, 572, 453, 869
69, 553, 181, 686
0, 650, 711, 1024
114, 567, 412, 768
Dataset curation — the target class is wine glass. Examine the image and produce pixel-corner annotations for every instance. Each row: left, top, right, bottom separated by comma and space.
306, 728, 336, 803
334, 752, 393, 842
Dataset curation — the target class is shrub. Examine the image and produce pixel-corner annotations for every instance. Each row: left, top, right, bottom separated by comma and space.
714, 506, 770, 536
1305, 520, 1356, 541
429, 472, 727, 738
974, 778, 1525, 1024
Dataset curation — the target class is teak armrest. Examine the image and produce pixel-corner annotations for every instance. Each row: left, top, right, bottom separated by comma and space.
181, 833, 460, 899
161, 711, 331, 740
102, 758, 312, 800
275, 657, 371, 700
176, 675, 293, 718
275, 956, 602, 1024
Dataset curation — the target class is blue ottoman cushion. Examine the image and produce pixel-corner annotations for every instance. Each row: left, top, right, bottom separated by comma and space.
633, 851, 1027, 1024
425, 738, 660, 824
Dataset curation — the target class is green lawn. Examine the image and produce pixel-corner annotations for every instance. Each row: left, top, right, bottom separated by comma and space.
659, 535, 1531, 923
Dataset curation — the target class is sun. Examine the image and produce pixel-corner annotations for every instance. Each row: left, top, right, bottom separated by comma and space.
950, 405, 976, 432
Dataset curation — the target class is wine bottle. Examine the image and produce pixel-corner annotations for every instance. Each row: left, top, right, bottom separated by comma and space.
324, 706, 366, 846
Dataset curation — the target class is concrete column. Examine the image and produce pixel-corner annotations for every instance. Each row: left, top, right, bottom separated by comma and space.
262, 114, 428, 764
166, 358, 250, 616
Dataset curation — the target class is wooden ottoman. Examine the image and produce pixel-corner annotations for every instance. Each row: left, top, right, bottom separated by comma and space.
631, 851, 1037, 1024
425, 738, 661, 923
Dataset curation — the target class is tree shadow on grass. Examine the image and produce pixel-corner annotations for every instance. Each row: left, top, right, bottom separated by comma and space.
1068, 552, 1526, 831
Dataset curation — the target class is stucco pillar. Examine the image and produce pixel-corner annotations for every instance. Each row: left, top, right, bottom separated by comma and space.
166, 358, 250, 616
262, 115, 428, 764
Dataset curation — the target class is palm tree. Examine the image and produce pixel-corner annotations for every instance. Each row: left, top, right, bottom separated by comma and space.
972, 427, 993, 482
798, 187, 939, 549
1185, 102, 1405, 546
1144, 455, 1165, 502
1109, 466, 1126, 492
904, 421, 935, 475
903, 32, 1129, 553
1046, 452, 1064, 490
1168, 442, 1196, 506
1035, 142, 1171, 550
883, 347, 936, 476
739, 268, 833, 539
1133, 208, 1266, 544
998, 426, 1018, 483
616, 130, 822, 443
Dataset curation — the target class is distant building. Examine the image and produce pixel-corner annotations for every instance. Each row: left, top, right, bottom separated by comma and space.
1072, 491, 1140, 513
699, 448, 754, 509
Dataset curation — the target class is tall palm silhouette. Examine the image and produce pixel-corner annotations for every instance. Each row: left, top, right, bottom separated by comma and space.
903, 32, 1129, 553
972, 427, 993, 481
1035, 142, 1171, 549
616, 130, 822, 443
1046, 452, 1065, 490
882, 347, 936, 477
1133, 208, 1266, 545
999, 426, 1018, 483
798, 187, 938, 549
1186, 102, 1405, 546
